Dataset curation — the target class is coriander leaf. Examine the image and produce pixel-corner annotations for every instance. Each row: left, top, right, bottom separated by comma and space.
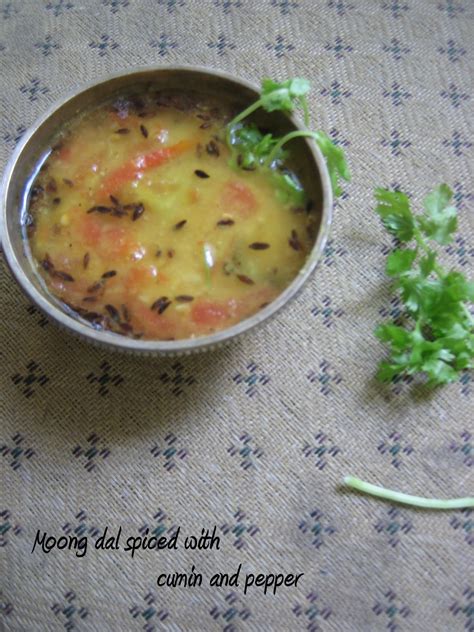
271, 169, 305, 205
375, 183, 473, 387
228, 123, 286, 170
260, 77, 310, 113
439, 323, 474, 369
375, 189, 415, 241
421, 272, 474, 334
288, 78, 311, 96
264, 130, 351, 197
385, 248, 417, 276
312, 131, 351, 197
418, 184, 457, 245
375, 324, 413, 350
419, 251, 437, 277
397, 274, 432, 314
442, 271, 474, 303
226, 76, 310, 128
376, 360, 406, 382
422, 357, 458, 384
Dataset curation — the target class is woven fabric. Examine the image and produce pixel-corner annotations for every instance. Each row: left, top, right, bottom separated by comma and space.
1, 1, 473, 631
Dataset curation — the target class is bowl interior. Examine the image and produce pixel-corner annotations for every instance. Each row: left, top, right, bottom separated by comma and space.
2, 67, 331, 353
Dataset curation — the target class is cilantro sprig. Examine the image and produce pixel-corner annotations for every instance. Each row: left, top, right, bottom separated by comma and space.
375, 184, 474, 386
226, 78, 351, 202
228, 78, 312, 129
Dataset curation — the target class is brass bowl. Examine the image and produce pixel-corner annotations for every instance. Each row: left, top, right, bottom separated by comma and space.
0, 66, 332, 355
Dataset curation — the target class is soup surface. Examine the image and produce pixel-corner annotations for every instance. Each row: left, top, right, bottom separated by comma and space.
25, 90, 315, 340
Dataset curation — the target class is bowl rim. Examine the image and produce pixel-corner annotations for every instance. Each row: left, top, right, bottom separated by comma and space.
0, 64, 333, 353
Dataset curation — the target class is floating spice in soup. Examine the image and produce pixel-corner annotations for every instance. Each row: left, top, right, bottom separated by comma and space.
25, 90, 316, 340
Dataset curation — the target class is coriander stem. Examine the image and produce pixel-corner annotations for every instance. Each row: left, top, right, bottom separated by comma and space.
300, 96, 310, 127
413, 226, 449, 279
228, 99, 263, 129
344, 476, 473, 509
264, 130, 321, 167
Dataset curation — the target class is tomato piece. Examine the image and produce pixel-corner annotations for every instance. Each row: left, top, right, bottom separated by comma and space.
132, 302, 177, 340
103, 226, 135, 258
81, 215, 102, 246
191, 300, 233, 327
221, 180, 257, 217
79, 216, 136, 259
188, 187, 200, 204
123, 264, 158, 293
57, 145, 72, 162
125, 266, 150, 291
100, 139, 195, 196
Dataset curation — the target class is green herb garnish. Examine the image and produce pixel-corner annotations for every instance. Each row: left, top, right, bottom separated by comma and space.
264, 129, 350, 197
227, 123, 286, 171
375, 184, 474, 386
228, 78, 311, 129
344, 476, 473, 509
226, 78, 351, 201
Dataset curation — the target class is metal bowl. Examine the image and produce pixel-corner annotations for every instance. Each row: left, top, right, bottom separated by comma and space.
1, 66, 332, 355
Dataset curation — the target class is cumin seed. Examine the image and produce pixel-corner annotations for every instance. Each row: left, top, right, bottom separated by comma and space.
175, 295, 194, 303
46, 179, 57, 193
140, 124, 149, 138
105, 304, 120, 321
121, 304, 130, 322
102, 270, 117, 279
237, 274, 255, 285
115, 128, 130, 134
83, 311, 103, 323
194, 169, 210, 179
87, 205, 111, 215
151, 296, 172, 314
87, 282, 103, 294
174, 219, 187, 230
41, 254, 54, 273
83, 252, 90, 269
132, 204, 144, 221
289, 229, 302, 251
249, 242, 270, 250
52, 270, 74, 282
206, 140, 219, 157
